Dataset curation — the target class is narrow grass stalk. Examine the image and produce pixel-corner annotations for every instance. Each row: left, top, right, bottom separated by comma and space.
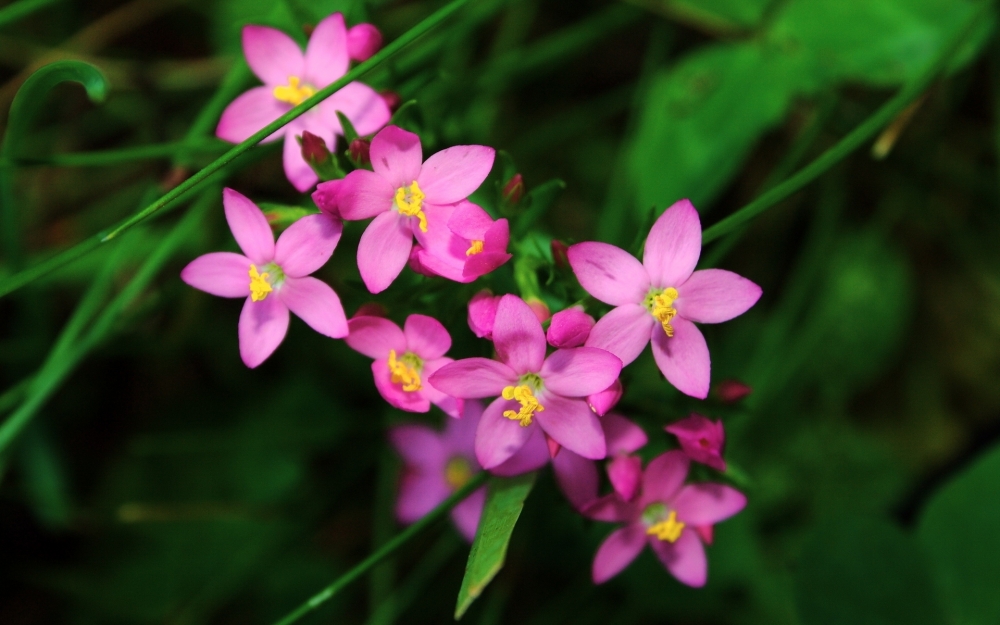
0, 0, 59, 29
8, 138, 225, 168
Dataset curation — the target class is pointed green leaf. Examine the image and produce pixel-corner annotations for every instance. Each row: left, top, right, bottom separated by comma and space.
335, 110, 360, 143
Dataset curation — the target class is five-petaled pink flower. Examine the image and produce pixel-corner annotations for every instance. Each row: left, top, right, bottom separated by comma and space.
665, 414, 726, 471
429, 295, 622, 470
585, 450, 746, 587
324, 125, 495, 293
388, 400, 486, 542
216, 13, 391, 192
181, 188, 347, 368
568, 199, 762, 399
346, 313, 462, 417
410, 201, 512, 283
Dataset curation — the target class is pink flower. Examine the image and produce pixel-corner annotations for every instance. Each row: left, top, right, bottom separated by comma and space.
546, 306, 595, 348
335, 125, 495, 293
216, 13, 391, 192
585, 451, 746, 587
665, 414, 726, 471
467, 290, 501, 339
345, 314, 463, 417
568, 199, 762, 399
429, 295, 622, 469
181, 188, 347, 368
388, 400, 486, 542
587, 379, 623, 416
346, 23, 382, 61
410, 202, 512, 283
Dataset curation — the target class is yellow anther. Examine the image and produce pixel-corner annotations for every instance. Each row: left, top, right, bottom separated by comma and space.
388, 349, 422, 392
248, 264, 273, 302
394, 181, 428, 232
466, 240, 484, 256
651, 287, 680, 337
646, 510, 685, 543
273, 76, 316, 106
501, 385, 544, 427
445, 457, 473, 490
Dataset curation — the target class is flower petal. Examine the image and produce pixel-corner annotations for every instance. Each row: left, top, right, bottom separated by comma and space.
388, 424, 446, 470
370, 125, 422, 190
224, 187, 274, 264
534, 394, 606, 460
416, 145, 495, 205
673, 483, 747, 526
242, 25, 303, 85
312, 179, 342, 218
540, 347, 622, 397
396, 471, 449, 524
675, 268, 762, 324
585, 304, 656, 366
464, 251, 511, 281
404, 314, 451, 360
277, 276, 347, 338
639, 451, 689, 507
283, 129, 320, 192
357, 211, 413, 293
643, 198, 702, 288
215, 87, 287, 144
411, 203, 467, 282
587, 379, 623, 417
304, 12, 348, 87
320, 82, 392, 137
421, 357, 463, 418
347, 23, 382, 61
428, 358, 516, 398
238, 295, 289, 368
373, 359, 431, 413
607, 454, 643, 501
447, 201, 494, 240
451, 487, 486, 542
274, 213, 342, 277
552, 448, 598, 510
443, 399, 483, 454
180, 252, 251, 298
490, 426, 550, 476
650, 316, 711, 399
467, 290, 501, 339
345, 316, 406, 359
475, 396, 534, 469
583, 493, 638, 523
493, 294, 547, 375
603, 413, 648, 455
568, 242, 649, 306
649, 528, 707, 588
592, 524, 647, 584
338, 169, 395, 220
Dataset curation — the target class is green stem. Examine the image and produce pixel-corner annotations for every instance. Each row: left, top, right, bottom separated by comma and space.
0, 0, 60, 29
9, 138, 225, 168
700, 0, 990, 245
271, 471, 489, 625
0, 0, 475, 299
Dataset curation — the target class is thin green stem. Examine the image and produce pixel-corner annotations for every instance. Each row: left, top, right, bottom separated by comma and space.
0, 0, 60, 29
0, 0, 475, 299
9, 138, 225, 168
271, 471, 489, 625
701, 0, 990, 245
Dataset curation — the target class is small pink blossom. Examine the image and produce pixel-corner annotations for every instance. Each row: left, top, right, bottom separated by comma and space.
665, 414, 726, 472
587, 379, 623, 416
568, 199, 762, 399
467, 290, 501, 339
585, 451, 746, 587
410, 202, 512, 283
346, 23, 382, 61
216, 13, 391, 192
181, 188, 347, 368
546, 306, 595, 348
716, 379, 752, 403
346, 314, 463, 417
388, 400, 486, 542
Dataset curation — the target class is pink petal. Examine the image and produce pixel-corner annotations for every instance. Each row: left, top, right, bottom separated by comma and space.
319, 82, 391, 137
416, 145, 495, 205
490, 427, 550, 476
427, 358, 517, 398
357, 211, 413, 294
347, 23, 382, 61
567, 242, 649, 306
238, 295, 289, 368
546, 307, 595, 348
345, 316, 406, 359
540, 347, 622, 397
592, 524, 647, 584
475, 396, 534, 469
675, 269, 762, 324
493, 294, 547, 375
587, 380, 623, 417
443, 400, 483, 454
551, 448, 598, 510
464, 250, 511, 281
583, 493, 639, 523
181, 252, 251, 298
396, 471, 449, 524
603, 413, 648, 455
277, 276, 347, 339
585, 304, 656, 366
665, 414, 726, 471
312, 179, 342, 218
388, 424, 445, 469
672, 483, 746, 525
370, 125, 422, 190
649, 528, 707, 587
304, 13, 348, 87
338, 169, 395, 220
421, 357, 463, 419
372, 359, 431, 413
223, 188, 274, 265
643, 199, 702, 288
482, 218, 510, 253
274, 214, 342, 277
450, 486, 485, 542
467, 290, 500, 339
534, 394, 606, 460
404, 314, 451, 360
215, 87, 287, 144
650, 316, 711, 399
447, 201, 494, 240
283, 129, 320, 192
242, 25, 303, 85
639, 451, 689, 507
607, 454, 642, 501
410, 203, 467, 282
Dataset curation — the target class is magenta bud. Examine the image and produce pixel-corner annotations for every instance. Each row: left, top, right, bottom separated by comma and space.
551, 239, 569, 269
665, 414, 726, 472
607, 454, 642, 501
312, 179, 342, 218
300, 130, 330, 166
526, 298, 550, 323
587, 379, 623, 416
716, 379, 752, 404
349, 138, 371, 166
501, 173, 524, 205
352, 302, 387, 319
467, 290, 501, 339
546, 306, 595, 348
380, 91, 402, 112
347, 23, 382, 61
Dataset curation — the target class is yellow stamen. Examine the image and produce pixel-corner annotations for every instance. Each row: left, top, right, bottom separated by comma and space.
646, 510, 685, 543
466, 240, 484, 256
501, 385, 544, 427
394, 181, 428, 232
388, 349, 422, 392
445, 457, 473, 490
248, 264, 273, 302
273, 76, 316, 106
651, 287, 680, 337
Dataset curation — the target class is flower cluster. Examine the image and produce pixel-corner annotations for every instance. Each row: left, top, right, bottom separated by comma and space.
182, 12, 761, 589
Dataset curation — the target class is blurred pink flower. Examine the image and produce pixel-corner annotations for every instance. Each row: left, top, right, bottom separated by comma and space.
665, 414, 726, 471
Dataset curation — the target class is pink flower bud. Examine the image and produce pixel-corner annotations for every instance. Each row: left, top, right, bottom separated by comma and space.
546, 306, 595, 348
300, 130, 330, 166
467, 290, 501, 339
311, 179, 342, 218
665, 414, 726, 472
715, 379, 752, 403
349, 138, 371, 166
501, 173, 524, 205
587, 379, 622, 416
347, 23, 382, 61
551, 239, 569, 269
380, 91, 402, 112
607, 454, 642, 501
526, 298, 550, 323
352, 302, 387, 318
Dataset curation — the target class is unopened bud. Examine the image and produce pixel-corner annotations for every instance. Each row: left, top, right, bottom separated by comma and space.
300, 131, 330, 166
380, 91, 402, 112
349, 138, 371, 166
551, 239, 569, 269
302, 23, 315, 37
715, 379, 752, 404
501, 173, 524, 205
526, 298, 550, 323
347, 23, 382, 61
353, 302, 388, 319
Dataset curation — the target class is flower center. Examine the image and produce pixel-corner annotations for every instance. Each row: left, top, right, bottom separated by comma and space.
466, 240, 484, 256
248, 263, 285, 302
644, 287, 679, 337
445, 457, 473, 490
273, 76, 316, 106
642, 502, 685, 543
501, 376, 544, 427
388, 349, 423, 392
394, 181, 428, 232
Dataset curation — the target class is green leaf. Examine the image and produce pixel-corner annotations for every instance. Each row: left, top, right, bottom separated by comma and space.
918, 444, 1000, 625
454, 472, 536, 620
512, 179, 565, 237
258, 203, 321, 230
335, 110, 360, 143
